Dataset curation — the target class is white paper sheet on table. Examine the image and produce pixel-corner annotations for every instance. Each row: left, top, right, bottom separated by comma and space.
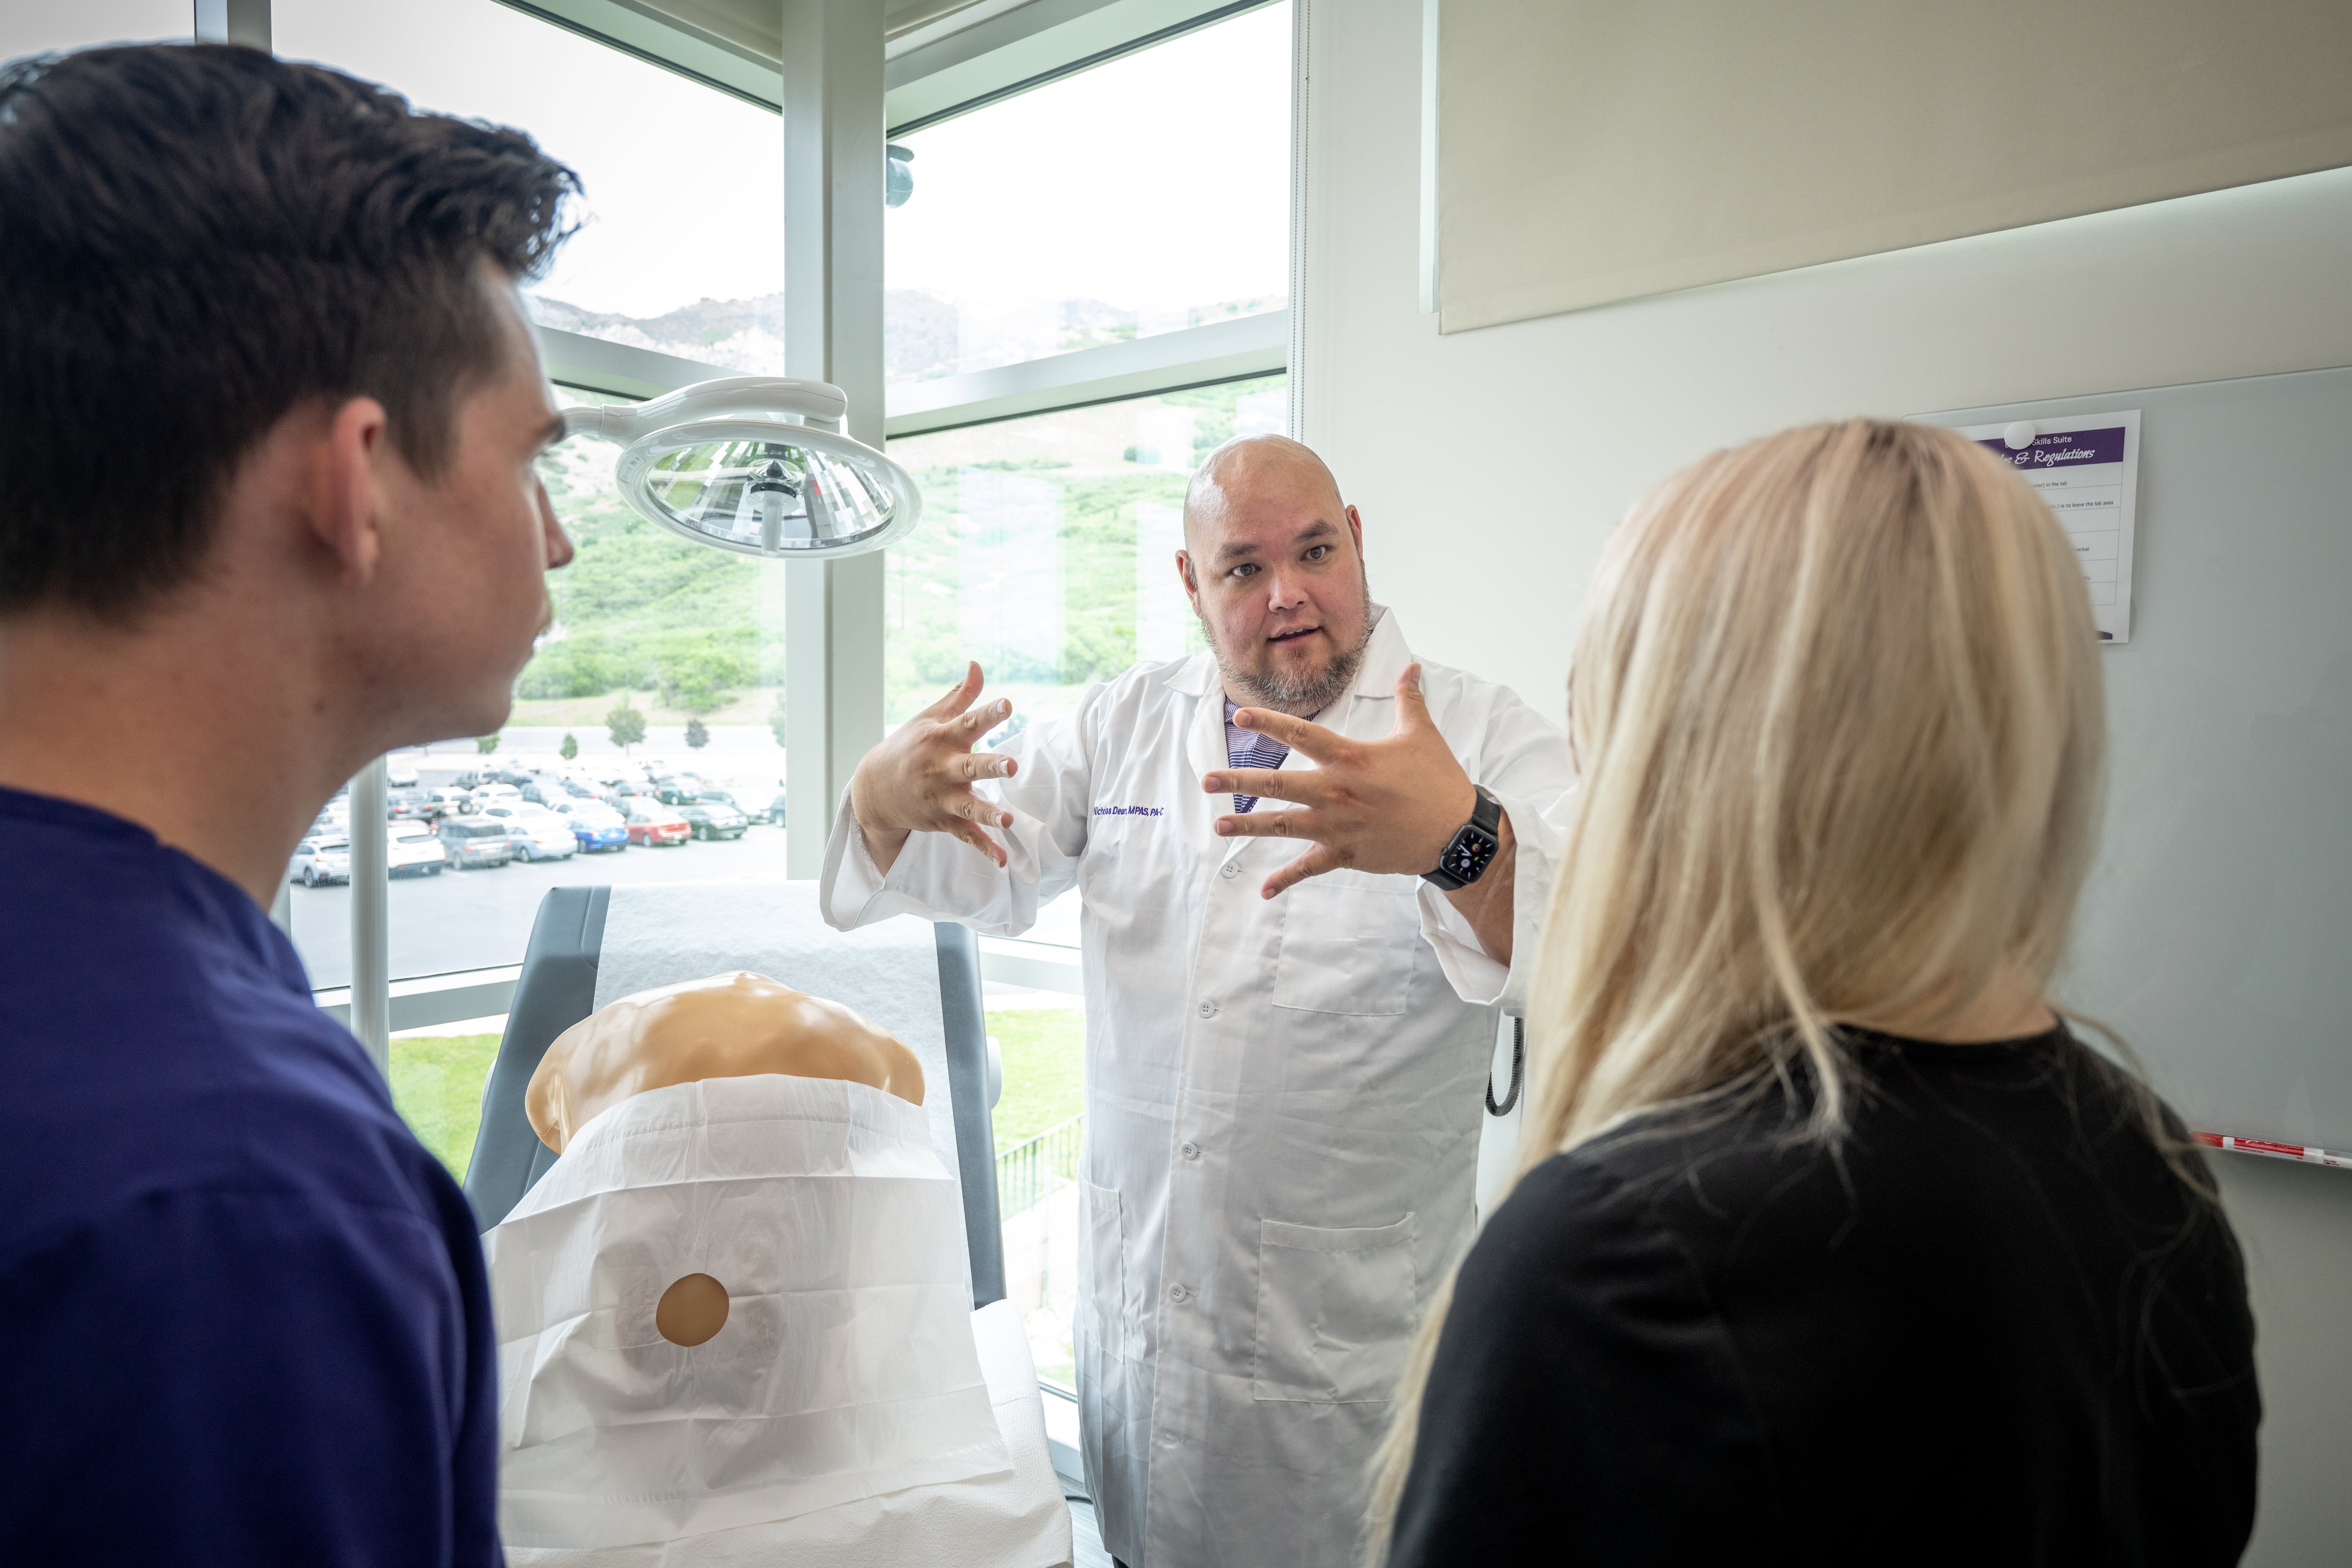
505, 1299, 1073, 1568
486, 1073, 1009, 1551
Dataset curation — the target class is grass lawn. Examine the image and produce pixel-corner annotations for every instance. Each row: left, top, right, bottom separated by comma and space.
390, 1032, 501, 1182
987, 1007, 1086, 1155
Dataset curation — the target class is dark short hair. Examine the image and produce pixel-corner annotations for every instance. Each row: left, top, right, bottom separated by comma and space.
0, 43, 579, 618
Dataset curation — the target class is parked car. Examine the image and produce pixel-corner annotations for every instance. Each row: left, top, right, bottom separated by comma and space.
477, 803, 577, 862
468, 782, 523, 811
385, 764, 420, 788
436, 815, 515, 869
621, 799, 691, 847
386, 787, 436, 822
423, 786, 473, 820
290, 835, 350, 887
388, 823, 446, 877
677, 798, 748, 841
652, 774, 712, 805
548, 799, 629, 853
486, 764, 538, 787
763, 790, 787, 827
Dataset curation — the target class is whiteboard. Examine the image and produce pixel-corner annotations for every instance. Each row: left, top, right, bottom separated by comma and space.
1922, 368, 2352, 1153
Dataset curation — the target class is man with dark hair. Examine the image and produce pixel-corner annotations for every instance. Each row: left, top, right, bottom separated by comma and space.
0, 43, 578, 1563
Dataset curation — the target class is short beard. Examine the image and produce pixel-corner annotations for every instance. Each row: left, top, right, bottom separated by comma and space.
1200, 602, 1374, 718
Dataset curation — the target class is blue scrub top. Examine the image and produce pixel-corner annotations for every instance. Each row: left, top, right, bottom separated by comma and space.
0, 786, 501, 1566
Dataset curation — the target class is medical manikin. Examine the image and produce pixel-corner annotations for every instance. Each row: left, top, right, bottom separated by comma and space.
485, 972, 1071, 1567
525, 971, 927, 1154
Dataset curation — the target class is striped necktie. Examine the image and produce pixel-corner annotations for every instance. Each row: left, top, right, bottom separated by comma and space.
1225, 699, 1290, 813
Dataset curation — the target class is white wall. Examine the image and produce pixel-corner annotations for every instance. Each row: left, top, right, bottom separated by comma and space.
1298, 0, 2352, 1557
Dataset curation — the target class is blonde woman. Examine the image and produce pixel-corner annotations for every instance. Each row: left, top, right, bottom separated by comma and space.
1372, 421, 2258, 1565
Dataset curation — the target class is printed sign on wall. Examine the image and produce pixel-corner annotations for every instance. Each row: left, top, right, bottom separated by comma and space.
1956, 411, 2142, 643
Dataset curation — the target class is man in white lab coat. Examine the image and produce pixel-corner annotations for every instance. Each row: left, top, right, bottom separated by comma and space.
819, 437, 1573, 1568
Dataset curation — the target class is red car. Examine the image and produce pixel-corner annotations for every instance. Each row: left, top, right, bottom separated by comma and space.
623, 800, 691, 847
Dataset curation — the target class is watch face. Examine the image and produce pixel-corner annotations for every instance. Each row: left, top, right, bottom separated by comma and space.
1438, 826, 1499, 883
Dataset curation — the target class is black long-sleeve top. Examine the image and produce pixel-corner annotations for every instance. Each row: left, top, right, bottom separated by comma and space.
1389, 1025, 2259, 1567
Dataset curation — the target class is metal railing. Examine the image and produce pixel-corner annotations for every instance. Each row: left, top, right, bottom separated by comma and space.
996, 1114, 1084, 1219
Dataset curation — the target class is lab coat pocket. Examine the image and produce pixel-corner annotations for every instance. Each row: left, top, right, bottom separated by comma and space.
1269, 873, 1416, 1016
1080, 1176, 1133, 1362
1250, 1213, 1418, 1403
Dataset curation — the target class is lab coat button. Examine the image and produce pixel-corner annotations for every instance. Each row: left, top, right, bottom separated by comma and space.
1180, 1140, 1201, 1160
1197, 1001, 1217, 1019
1220, 861, 1240, 878
1168, 1283, 1190, 1303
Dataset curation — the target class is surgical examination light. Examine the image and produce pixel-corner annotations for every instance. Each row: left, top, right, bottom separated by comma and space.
559, 376, 922, 559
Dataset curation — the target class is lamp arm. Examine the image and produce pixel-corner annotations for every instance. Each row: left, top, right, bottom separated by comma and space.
556, 376, 850, 447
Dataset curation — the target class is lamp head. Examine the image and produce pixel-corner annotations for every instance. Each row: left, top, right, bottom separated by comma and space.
559, 376, 921, 559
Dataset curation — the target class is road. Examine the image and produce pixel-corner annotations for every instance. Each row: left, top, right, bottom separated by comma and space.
292, 822, 794, 989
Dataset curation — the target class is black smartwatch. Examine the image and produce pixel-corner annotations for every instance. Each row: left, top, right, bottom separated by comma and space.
1423, 785, 1503, 891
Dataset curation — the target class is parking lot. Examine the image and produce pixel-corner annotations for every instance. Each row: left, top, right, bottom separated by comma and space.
292, 736, 792, 988
292, 820, 793, 988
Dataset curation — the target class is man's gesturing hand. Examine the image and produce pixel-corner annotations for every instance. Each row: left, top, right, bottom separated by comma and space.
1202, 663, 1479, 899
848, 661, 1017, 873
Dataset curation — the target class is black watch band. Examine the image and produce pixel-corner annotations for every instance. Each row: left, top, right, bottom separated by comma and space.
1423, 785, 1503, 892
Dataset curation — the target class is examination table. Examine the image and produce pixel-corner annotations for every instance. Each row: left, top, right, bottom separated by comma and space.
464, 883, 1072, 1567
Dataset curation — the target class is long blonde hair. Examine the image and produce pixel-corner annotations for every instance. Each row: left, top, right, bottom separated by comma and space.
1367, 419, 2109, 1553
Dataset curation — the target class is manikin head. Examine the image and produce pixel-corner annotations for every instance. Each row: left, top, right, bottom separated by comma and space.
526, 971, 925, 1154
1178, 435, 1374, 717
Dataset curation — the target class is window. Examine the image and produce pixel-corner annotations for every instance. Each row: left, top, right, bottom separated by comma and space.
270, 1, 793, 1002
887, 375, 1286, 727
276, 0, 786, 373
259, 0, 1295, 1358
0, 0, 185, 57
889, 376, 1284, 1389
886, 5, 1293, 1395
885, 2, 1291, 386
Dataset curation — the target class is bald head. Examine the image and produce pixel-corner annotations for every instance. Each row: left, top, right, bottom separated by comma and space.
1174, 434, 1372, 717
1183, 435, 1346, 548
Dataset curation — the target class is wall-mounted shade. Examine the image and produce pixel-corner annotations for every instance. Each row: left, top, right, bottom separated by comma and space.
560, 377, 922, 559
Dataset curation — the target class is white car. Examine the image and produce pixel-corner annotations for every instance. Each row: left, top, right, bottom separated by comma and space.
290, 836, 350, 887
388, 823, 446, 877
469, 782, 524, 811
479, 803, 577, 862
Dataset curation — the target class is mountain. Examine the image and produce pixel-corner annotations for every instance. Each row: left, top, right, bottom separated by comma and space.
529, 287, 1280, 387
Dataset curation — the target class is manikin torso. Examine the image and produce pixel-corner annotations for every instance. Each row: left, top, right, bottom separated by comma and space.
526, 970, 925, 1156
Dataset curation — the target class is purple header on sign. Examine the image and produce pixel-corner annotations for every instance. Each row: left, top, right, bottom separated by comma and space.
1976, 426, 2127, 470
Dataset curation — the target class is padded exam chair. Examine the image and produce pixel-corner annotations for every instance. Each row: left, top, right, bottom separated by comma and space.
462, 883, 1008, 1308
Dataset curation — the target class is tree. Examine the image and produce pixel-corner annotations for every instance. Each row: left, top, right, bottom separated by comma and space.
559, 731, 579, 761
606, 701, 646, 753
476, 732, 500, 755
768, 689, 788, 749
684, 717, 709, 750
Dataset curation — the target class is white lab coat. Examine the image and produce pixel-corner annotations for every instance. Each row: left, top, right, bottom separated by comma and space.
820, 609, 1573, 1568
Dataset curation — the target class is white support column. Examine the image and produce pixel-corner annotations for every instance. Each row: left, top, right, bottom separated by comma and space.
192, 0, 270, 48
781, 0, 888, 878
348, 756, 390, 1074
1286, 0, 1312, 439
